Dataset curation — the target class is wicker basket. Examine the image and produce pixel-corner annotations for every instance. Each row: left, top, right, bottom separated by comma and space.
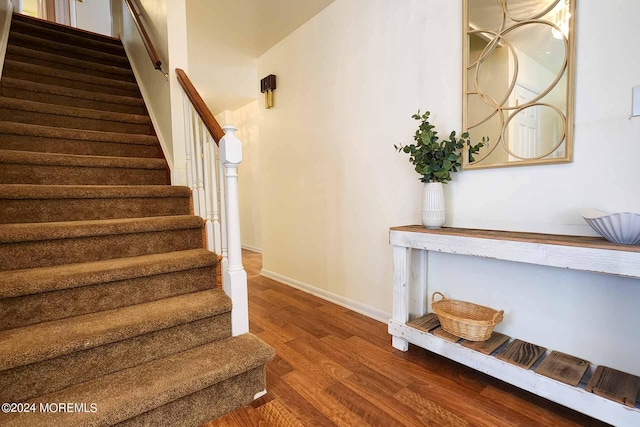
431, 292, 504, 342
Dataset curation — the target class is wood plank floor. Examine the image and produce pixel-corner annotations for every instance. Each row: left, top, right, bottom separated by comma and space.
203, 251, 608, 427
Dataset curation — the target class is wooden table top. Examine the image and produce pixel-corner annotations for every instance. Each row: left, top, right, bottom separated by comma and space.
390, 226, 640, 253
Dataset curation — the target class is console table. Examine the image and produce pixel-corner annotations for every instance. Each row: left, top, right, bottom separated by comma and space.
388, 226, 640, 426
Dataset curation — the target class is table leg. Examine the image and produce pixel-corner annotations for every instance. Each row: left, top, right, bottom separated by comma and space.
391, 245, 410, 351
409, 248, 427, 320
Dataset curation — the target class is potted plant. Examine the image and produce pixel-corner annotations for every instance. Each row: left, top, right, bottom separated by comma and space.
395, 110, 486, 228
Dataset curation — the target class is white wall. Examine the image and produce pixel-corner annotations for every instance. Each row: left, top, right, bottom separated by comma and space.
258, 0, 444, 320
116, 0, 189, 182
216, 101, 262, 252
20, 0, 36, 16
258, 0, 640, 375
0, 0, 12, 79
118, 0, 173, 166
164, 0, 188, 185
75, 0, 112, 36
8, 0, 18, 13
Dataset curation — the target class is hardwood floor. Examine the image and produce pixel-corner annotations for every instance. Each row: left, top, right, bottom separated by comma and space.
203, 250, 608, 427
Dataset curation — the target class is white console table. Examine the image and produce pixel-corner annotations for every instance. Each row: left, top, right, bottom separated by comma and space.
388, 225, 640, 426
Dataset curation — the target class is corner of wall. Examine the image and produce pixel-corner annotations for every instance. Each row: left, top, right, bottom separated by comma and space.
120, 38, 174, 171
165, 0, 189, 187
261, 269, 390, 323
0, 0, 14, 79
119, 0, 187, 181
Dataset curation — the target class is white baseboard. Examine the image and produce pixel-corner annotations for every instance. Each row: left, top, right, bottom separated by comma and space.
260, 269, 390, 323
241, 244, 262, 253
253, 389, 267, 401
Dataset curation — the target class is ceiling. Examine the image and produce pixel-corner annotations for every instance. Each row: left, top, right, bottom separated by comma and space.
186, 0, 335, 114
189, 0, 335, 58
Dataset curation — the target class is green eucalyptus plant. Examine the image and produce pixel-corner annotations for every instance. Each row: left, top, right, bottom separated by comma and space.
395, 110, 487, 183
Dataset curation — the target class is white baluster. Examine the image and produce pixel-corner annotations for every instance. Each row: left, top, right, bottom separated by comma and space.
219, 125, 247, 335
194, 118, 207, 224
201, 122, 214, 252
182, 94, 195, 204
187, 106, 200, 216
218, 144, 228, 291
206, 133, 223, 254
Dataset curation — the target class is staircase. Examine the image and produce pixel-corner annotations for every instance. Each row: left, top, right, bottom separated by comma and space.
0, 13, 274, 426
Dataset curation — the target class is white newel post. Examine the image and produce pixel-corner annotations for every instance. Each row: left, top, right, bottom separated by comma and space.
219, 125, 249, 336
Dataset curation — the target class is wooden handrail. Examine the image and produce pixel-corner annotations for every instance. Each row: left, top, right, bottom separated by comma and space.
124, 0, 163, 71
176, 68, 225, 144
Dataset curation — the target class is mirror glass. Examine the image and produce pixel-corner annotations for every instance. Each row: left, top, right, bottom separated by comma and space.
463, 0, 575, 169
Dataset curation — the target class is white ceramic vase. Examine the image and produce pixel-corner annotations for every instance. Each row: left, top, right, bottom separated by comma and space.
421, 182, 445, 229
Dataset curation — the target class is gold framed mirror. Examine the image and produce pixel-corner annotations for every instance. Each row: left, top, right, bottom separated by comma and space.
462, 0, 576, 169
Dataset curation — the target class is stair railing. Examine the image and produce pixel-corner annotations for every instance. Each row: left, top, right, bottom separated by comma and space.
122, 0, 248, 336
123, 0, 167, 79
176, 68, 249, 336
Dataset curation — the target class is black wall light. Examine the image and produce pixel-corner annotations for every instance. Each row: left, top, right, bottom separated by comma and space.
260, 75, 276, 109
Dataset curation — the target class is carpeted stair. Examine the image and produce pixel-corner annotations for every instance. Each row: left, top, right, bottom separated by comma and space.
0, 13, 274, 426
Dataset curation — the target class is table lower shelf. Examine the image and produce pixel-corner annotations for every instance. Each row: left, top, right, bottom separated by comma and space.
389, 317, 640, 427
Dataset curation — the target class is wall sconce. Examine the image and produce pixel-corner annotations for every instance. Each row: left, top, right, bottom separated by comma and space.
260, 74, 276, 109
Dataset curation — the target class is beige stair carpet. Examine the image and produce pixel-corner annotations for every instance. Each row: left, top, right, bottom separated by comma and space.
0, 12, 273, 427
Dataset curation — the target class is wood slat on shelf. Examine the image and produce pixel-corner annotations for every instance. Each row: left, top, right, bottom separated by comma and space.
534, 351, 590, 387
586, 366, 640, 408
496, 339, 546, 370
461, 332, 510, 355
433, 327, 461, 343
406, 313, 440, 333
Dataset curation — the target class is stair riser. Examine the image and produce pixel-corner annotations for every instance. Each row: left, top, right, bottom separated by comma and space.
2, 68, 140, 98
0, 164, 166, 185
118, 367, 266, 427
8, 33, 130, 69
0, 314, 231, 402
0, 108, 151, 134
0, 135, 160, 158
0, 266, 216, 330
5, 50, 136, 82
10, 21, 126, 57
0, 228, 203, 271
0, 196, 190, 224
2, 87, 146, 115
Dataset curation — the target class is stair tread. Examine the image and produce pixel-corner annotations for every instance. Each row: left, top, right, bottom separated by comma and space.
4, 59, 137, 91
8, 32, 129, 67
0, 334, 275, 427
0, 249, 216, 298
12, 13, 122, 45
0, 96, 149, 124
0, 215, 203, 243
10, 18, 126, 56
0, 122, 158, 145
0, 150, 165, 169
6, 44, 134, 78
1, 77, 144, 106
0, 290, 232, 371
0, 184, 189, 200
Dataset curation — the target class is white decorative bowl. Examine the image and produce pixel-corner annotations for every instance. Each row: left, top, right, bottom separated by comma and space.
581, 209, 640, 245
